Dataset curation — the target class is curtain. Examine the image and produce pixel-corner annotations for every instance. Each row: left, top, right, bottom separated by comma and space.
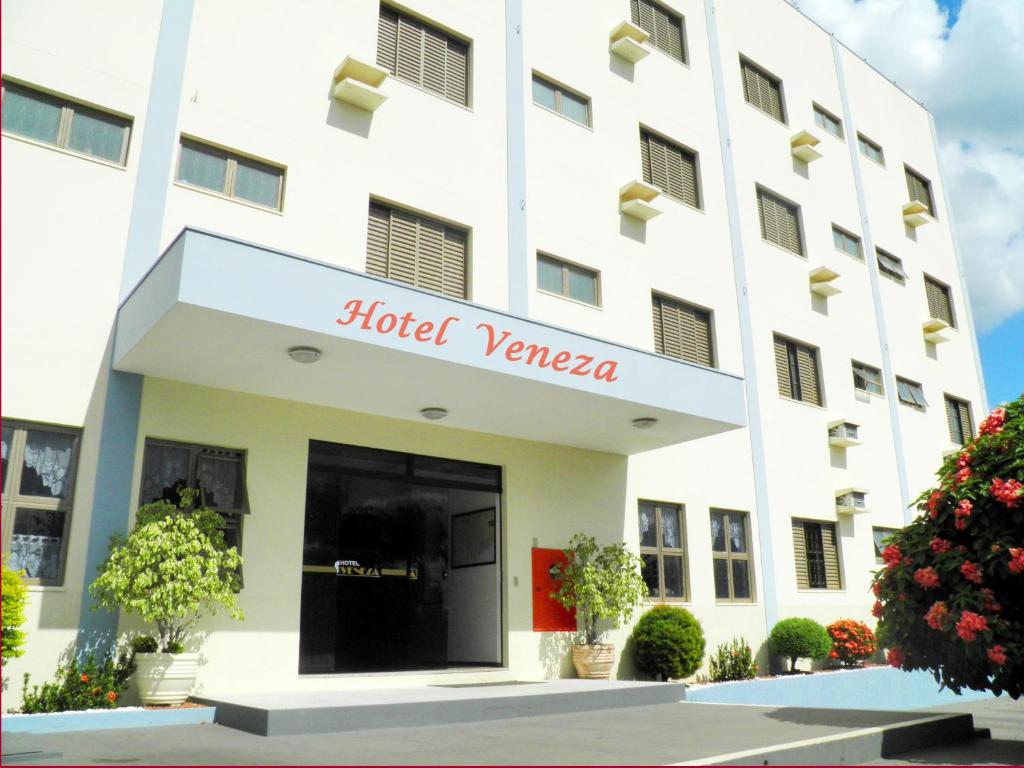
22, 433, 73, 498
68, 110, 124, 162
10, 534, 62, 580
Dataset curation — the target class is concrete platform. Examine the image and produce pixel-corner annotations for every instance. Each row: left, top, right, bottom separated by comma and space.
192, 680, 688, 736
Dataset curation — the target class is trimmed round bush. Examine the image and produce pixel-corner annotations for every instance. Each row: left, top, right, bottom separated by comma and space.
769, 617, 831, 672
632, 605, 705, 680
826, 618, 877, 667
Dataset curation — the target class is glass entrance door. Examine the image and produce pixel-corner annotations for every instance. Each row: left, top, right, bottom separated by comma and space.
299, 441, 501, 674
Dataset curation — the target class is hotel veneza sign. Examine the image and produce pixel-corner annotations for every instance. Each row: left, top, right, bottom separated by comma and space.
336, 299, 621, 383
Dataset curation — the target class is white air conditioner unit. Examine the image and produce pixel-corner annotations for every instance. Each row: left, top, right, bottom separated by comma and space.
836, 488, 869, 514
809, 265, 841, 298
828, 420, 860, 448
791, 130, 823, 163
619, 179, 662, 221
332, 55, 389, 112
902, 200, 935, 228
922, 318, 951, 345
609, 21, 650, 64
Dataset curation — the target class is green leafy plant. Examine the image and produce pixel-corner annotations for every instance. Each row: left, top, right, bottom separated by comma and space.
550, 533, 648, 645
2, 560, 29, 689
769, 617, 831, 672
632, 605, 705, 680
130, 636, 159, 654
21, 653, 134, 713
89, 490, 244, 653
826, 619, 877, 667
708, 637, 759, 682
874, 397, 1023, 698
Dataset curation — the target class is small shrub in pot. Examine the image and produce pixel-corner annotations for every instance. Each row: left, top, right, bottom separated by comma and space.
769, 617, 831, 672
632, 605, 705, 680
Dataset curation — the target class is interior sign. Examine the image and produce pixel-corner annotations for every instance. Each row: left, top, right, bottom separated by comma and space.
336, 299, 620, 382
334, 559, 380, 577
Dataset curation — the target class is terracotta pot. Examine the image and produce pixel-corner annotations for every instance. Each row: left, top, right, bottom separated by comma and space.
571, 643, 615, 679
133, 652, 200, 705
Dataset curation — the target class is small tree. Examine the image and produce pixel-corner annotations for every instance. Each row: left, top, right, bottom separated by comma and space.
769, 617, 831, 672
90, 492, 244, 652
874, 397, 1024, 698
2, 560, 29, 689
632, 605, 705, 680
550, 532, 648, 645
826, 619, 877, 667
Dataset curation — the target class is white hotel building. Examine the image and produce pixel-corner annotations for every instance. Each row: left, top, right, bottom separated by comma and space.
1, 0, 987, 700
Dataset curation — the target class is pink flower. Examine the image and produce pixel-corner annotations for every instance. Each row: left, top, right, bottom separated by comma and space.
914, 567, 941, 590
955, 467, 972, 484
887, 647, 906, 668
955, 499, 973, 518
955, 611, 988, 642
924, 601, 949, 631
956, 452, 971, 469
926, 491, 943, 519
872, 600, 883, 618
1008, 548, 1024, 575
960, 561, 983, 584
882, 544, 903, 570
955, 517, 969, 531
991, 478, 1023, 508
979, 407, 1006, 436
987, 645, 1008, 665
930, 537, 952, 554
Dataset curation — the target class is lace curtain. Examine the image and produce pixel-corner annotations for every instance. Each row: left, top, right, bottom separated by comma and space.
23, 433, 73, 498
10, 535, 62, 580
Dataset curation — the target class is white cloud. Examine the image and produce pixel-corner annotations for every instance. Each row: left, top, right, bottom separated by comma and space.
791, 0, 1024, 332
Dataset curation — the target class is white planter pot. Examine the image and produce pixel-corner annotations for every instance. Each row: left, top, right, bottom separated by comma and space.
133, 653, 200, 706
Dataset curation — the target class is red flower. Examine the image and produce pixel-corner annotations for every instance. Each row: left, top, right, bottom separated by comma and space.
960, 561, 983, 584
991, 478, 1023, 508
924, 601, 949, 630
930, 537, 952, 553
926, 491, 944, 519
872, 580, 883, 597
106, 691, 118, 702
956, 452, 971, 469
955, 499, 973, 519
955, 467, 972, 484
980, 588, 1002, 613
955, 611, 988, 642
987, 645, 1008, 665
955, 517, 968, 530
1009, 548, 1024, 575
979, 407, 1006, 436
914, 567, 941, 590
872, 600, 883, 618
829, 650, 839, 659
887, 647, 905, 668
80, 674, 89, 683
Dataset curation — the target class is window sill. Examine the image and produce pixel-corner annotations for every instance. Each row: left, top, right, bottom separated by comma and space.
389, 74, 473, 113
27, 585, 67, 593
834, 247, 865, 263
644, 45, 691, 70
860, 154, 886, 169
174, 181, 284, 216
897, 402, 927, 412
854, 388, 885, 400
531, 102, 593, 132
760, 238, 805, 260
536, 288, 601, 310
745, 102, 788, 127
797, 588, 846, 594
714, 599, 758, 605
2, 131, 128, 171
658, 192, 704, 215
778, 395, 826, 411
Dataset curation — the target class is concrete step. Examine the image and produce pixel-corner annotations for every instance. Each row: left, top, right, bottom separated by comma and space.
193, 679, 687, 736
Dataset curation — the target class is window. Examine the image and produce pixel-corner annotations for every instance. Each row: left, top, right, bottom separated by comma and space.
638, 501, 688, 600
852, 360, 883, 396
896, 377, 928, 409
176, 140, 284, 210
139, 439, 249, 555
872, 527, 898, 563
792, 519, 842, 590
376, 5, 469, 106
652, 293, 714, 367
629, 0, 686, 63
774, 334, 822, 405
640, 129, 700, 208
813, 104, 843, 138
757, 188, 802, 255
710, 510, 753, 601
366, 201, 468, 299
2, 421, 82, 585
857, 133, 884, 165
741, 59, 785, 122
945, 395, 973, 446
905, 166, 934, 216
537, 253, 598, 305
876, 248, 907, 285
531, 75, 590, 127
832, 225, 863, 261
924, 275, 955, 327
2, 81, 131, 165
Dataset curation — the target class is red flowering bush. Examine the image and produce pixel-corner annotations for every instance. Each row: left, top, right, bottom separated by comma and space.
873, 396, 1023, 698
826, 619, 877, 667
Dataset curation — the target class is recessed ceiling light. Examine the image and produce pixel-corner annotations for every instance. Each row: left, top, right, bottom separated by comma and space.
420, 407, 448, 421
288, 346, 322, 364
632, 417, 658, 429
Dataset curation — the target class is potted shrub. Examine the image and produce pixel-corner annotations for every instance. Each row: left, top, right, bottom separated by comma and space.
89, 490, 243, 705
550, 532, 647, 679
769, 617, 831, 673
632, 605, 705, 681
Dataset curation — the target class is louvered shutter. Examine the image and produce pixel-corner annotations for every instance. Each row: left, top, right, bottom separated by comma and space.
774, 336, 793, 399
905, 169, 933, 214
792, 521, 809, 589
945, 396, 960, 443
376, 7, 399, 75
643, 132, 698, 207
925, 278, 953, 326
422, 26, 447, 97
743, 62, 783, 121
763, 75, 783, 121
759, 190, 801, 254
742, 63, 759, 107
366, 203, 390, 278
444, 38, 469, 105
416, 217, 445, 293
395, 15, 424, 84
780, 200, 801, 254
653, 296, 713, 366
795, 344, 821, 405
652, 296, 665, 355
441, 227, 467, 298
640, 136, 651, 186
822, 524, 842, 589
693, 309, 713, 366
388, 208, 419, 286
643, 133, 670, 193
959, 401, 973, 440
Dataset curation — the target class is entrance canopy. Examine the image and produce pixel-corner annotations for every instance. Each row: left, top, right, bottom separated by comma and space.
113, 229, 746, 454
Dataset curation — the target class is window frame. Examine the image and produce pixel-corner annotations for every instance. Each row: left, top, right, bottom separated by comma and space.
852, 360, 884, 397
904, 164, 936, 217
535, 252, 600, 307
640, 126, 703, 210
872, 527, 898, 564
739, 56, 787, 124
757, 186, 804, 256
530, 73, 591, 128
831, 224, 863, 261
793, 518, 843, 591
2, 420, 83, 587
638, 500, 689, 602
876, 248, 907, 285
812, 103, 844, 139
1, 80, 132, 166
896, 377, 928, 410
944, 395, 973, 446
175, 137, 285, 211
652, 292, 716, 368
774, 333, 823, 406
710, 509, 754, 603
630, 0, 688, 64
924, 274, 956, 328
857, 133, 885, 166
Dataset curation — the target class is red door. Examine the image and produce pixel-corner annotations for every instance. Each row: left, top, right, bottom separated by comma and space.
531, 548, 576, 632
